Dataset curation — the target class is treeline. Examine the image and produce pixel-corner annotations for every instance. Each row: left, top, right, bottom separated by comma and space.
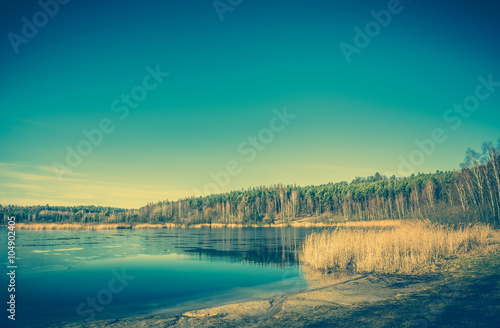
2, 140, 499, 226
0, 205, 128, 224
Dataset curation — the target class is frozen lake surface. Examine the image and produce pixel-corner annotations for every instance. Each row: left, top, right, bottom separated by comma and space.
0, 227, 324, 327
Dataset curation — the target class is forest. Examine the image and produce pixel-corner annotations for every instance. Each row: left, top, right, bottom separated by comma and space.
2, 140, 500, 227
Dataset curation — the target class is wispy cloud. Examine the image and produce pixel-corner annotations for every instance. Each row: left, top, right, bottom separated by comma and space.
9, 116, 68, 132
0, 161, 191, 208
36, 164, 86, 177
4, 183, 43, 190
0, 162, 84, 182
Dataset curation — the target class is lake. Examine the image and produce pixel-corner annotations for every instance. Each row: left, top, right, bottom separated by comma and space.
0, 227, 326, 327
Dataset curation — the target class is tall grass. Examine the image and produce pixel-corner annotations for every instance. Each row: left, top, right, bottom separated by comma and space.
332, 219, 402, 229
14, 222, 259, 229
133, 223, 180, 229
14, 221, 362, 230
15, 223, 133, 230
300, 220, 496, 274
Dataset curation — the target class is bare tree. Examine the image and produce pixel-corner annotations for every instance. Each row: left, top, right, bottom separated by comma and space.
423, 180, 435, 208
483, 142, 500, 218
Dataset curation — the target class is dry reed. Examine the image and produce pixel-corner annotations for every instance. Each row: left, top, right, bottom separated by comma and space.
12, 219, 407, 230
15, 223, 133, 230
300, 220, 496, 274
133, 223, 181, 229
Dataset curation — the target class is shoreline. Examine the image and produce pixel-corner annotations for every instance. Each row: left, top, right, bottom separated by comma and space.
9, 219, 402, 230
52, 251, 500, 328
53, 272, 440, 328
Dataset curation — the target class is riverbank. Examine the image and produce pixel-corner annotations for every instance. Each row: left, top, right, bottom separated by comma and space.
12, 219, 402, 230
54, 250, 500, 328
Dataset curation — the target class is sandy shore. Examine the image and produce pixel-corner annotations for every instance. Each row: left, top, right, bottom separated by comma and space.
55, 273, 444, 328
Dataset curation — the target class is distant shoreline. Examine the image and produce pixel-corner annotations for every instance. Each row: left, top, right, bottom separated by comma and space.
8, 219, 402, 230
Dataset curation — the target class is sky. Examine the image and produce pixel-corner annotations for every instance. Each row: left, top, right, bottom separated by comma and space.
1, 0, 500, 208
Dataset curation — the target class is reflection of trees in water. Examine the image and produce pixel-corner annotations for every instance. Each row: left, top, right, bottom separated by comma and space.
19, 228, 328, 269
180, 227, 320, 268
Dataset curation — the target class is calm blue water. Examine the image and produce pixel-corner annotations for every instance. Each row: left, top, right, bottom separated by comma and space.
0, 227, 322, 327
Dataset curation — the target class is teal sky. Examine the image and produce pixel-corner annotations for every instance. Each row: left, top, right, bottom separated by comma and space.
1, 0, 500, 208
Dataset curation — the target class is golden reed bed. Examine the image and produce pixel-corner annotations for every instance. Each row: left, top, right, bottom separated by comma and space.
15, 223, 134, 230
13, 222, 268, 230
13, 219, 402, 230
300, 220, 498, 274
